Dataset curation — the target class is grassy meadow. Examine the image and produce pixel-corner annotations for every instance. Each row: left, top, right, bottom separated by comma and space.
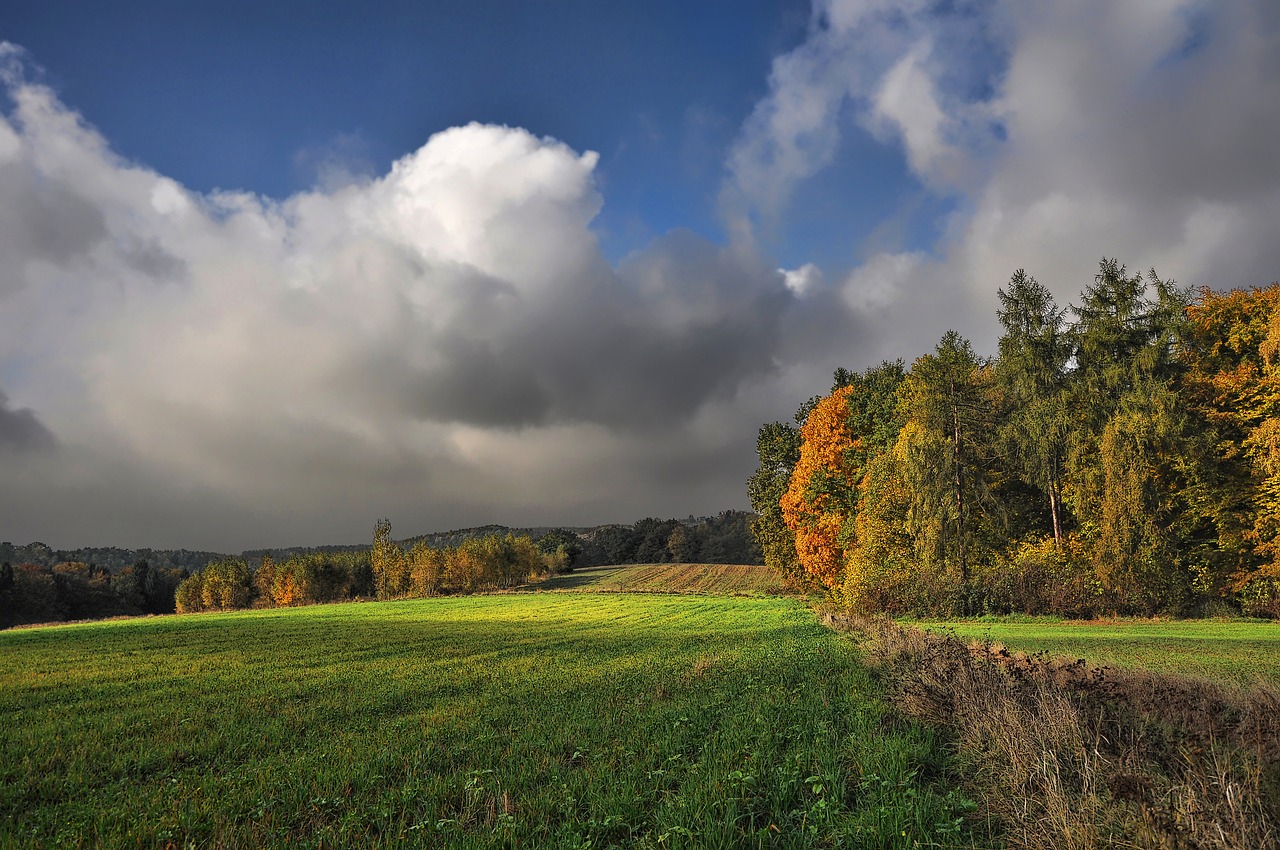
915, 617, 1280, 685
1, 593, 981, 849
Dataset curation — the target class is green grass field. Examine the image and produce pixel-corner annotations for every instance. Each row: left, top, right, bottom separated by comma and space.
533, 563, 785, 596
915, 618, 1280, 685
2, 594, 979, 849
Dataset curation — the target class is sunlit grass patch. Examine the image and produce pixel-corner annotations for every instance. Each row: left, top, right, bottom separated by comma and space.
1, 594, 982, 848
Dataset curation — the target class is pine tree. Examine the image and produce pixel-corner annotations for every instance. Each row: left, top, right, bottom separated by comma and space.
895, 331, 995, 609
996, 270, 1071, 546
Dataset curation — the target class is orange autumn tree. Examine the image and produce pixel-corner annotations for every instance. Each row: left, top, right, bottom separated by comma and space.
781, 386, 858, 589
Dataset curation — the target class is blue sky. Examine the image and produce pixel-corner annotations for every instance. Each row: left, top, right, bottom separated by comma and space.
11, 1, 865, 264
2, 1, 1279, 550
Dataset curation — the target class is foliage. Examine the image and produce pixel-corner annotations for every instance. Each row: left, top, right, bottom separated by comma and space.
781, 385, 858, 589
747, 420, 806, 589
576, 512, 763, 569
753, 259, 1280, 617
1, 559, 185, 627
895, 332, 997, 598
1184, 284, 1280, 589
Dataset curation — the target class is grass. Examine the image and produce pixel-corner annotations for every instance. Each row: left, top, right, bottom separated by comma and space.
912, 617, 1280, 685
1, 594, 981, 849
533, 563, 785, 596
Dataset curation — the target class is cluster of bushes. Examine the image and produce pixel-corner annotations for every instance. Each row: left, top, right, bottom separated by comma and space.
174, 550, 375, 613
174, 523, 562, 614
369, 520, 555, 598
751, 261, 1280, 616
0, 560, 184, 627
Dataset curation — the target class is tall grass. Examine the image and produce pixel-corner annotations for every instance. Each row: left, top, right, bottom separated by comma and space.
830, 613, 1280, 849
2, 595, 983, 848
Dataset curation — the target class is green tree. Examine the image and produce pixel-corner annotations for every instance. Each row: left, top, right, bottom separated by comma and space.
996, 270, 1071, 547
199, 559, 252, 610
747, 419, 806, 588
253, 553, 277, 607
896, 331, 996, 607
1067, 260, 1196, 611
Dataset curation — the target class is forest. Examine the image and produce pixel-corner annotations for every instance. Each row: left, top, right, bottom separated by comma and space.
749, 259, 1280, 617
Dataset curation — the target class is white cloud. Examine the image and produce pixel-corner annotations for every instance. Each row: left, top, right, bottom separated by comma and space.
781, 263, 824, 297
726, 0, 1280, 363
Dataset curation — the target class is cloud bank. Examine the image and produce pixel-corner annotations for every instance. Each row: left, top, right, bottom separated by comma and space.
3, 0, 1279, 550
0, 44, 856, 549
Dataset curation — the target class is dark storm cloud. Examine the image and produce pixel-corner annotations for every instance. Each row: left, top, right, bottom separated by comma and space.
0, 391, 55, 452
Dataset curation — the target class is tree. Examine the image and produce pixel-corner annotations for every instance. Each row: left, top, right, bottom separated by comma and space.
895, 332, 996, 608
409, 542, 444, 596
0, 562, 15, 622
1183, 284, 1280, 598
781, 385, 859, 589
372, 519, 410, 598
1067, 260, 1196, 611
174, 572, 205, 614
536, 529, 581, 571
748, 419, 806, 588
996, 270, 1071, 547
198, 559, 251, 610
253, 553, 277, 607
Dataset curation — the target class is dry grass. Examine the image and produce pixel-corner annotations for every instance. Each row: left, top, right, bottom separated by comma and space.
825, 612, 1280, 849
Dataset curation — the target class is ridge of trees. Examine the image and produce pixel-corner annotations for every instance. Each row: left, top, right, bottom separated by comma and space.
750, 260, 1280, 617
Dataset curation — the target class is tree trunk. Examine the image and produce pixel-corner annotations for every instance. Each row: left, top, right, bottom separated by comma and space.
1048, 458, 1064, 550
953, 401, 968, 590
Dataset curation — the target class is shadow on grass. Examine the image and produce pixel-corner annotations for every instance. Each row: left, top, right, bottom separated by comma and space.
529, 567, 624, 592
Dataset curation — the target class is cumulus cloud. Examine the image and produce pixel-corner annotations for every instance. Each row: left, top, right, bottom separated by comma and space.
0, 46, 868, 549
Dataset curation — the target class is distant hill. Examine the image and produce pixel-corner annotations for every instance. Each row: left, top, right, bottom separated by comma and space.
0, 541, 227, 574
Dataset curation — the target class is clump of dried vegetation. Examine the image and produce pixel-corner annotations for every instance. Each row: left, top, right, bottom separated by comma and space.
825, 612, 1280, 849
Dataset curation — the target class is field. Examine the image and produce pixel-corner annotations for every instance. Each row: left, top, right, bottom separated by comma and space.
916, 617, 1280, 685
1, 594, 979, 849
534, 563, 785, 596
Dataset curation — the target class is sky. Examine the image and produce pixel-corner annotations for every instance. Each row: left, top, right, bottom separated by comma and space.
2, 0, 1279, 552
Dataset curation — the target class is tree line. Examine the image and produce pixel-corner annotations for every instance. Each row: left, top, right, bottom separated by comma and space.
174, 523, 561, 614
749, 259, 1280, 617
0, 514, 763, 626
0, 560, 185, 628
